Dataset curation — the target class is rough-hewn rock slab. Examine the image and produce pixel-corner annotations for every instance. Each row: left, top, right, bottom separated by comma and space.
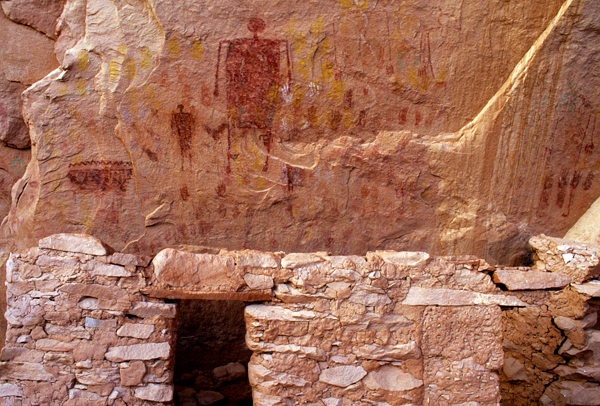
0, 362, 56, 381
281, 253, 324, 269
39, 234, 107, 255
363, 366, 423, 391
572, 281, 600, 297
81, 260, 131, 277
245, 304, 317, 321
319, 365, 367, 387
110, 252, 152, 267
402, 287, 527, 306
141, 288, 272, 302
105, 343, 171, 362
493, 269, 571, 290
353, 342, 421, 361
134, 384, 174, 402
116, 323, 155, 339
128, 302, 177, 319
152, 249, 234, 288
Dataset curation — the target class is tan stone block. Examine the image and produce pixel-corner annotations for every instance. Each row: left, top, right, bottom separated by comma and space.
39, 234, 108, 256
319, 365, 367, 388
35, 339, 77, 352
105, 342, 172, 362
81, 260, 131, 277
110, 252, 152, 267
281, 253, 324, 268
116, 323, 155, 339
128, 301, 177, 319
243, 273, 274, 290
152, 248, 233, 288
493, 269, 571, 290
0, 362, 56, 381
120, 360, 147, 386
134, 384, 173, 402
402, 287, 527, 307
363, 366, 423, 391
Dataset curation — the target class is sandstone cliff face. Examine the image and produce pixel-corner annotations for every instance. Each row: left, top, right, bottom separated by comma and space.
4, 0, 594, 267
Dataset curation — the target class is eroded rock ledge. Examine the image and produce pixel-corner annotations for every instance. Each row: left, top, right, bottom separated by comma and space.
1, 233, 599, 405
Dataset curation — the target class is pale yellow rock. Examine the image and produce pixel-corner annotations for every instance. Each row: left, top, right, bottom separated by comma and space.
134, 384, 173, 402
105, 342, 171, 362
363, 366, 423, 391
39, 233, 107, 256
318, 365, 367, 388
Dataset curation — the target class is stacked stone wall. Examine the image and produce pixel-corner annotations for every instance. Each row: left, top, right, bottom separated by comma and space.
0, 234, 598, 405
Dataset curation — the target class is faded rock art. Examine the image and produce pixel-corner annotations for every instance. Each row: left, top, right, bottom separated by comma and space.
67, 161, 133, 192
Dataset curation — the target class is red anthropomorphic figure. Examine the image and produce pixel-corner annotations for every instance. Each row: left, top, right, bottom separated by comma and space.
214, 18, 292, 173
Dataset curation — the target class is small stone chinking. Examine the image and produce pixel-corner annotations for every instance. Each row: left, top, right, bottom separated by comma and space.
0, 233, 598, 405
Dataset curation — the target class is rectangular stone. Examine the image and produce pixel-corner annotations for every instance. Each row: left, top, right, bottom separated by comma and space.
117, 323, 155, 339
82, 260, 131, 277
85, 317, 117, 330
245, 304, 317, 322
59, 283, 128, 301
76, 366, 120, 385
105, 343, 172, 362
110, 252, 152, 267
493, 269, 571, 290
152, 248, 233, 288
36, 255, 79, 268
134, 384, 173, 402
39, 233, 107, 256
232, 251, 280, 268
0, 383, 22, 397
352, 342, 421, 361
35, 339, 77, 352
402, 287, 527, 306
0, 362, 56, 382
128, 302, 176, 319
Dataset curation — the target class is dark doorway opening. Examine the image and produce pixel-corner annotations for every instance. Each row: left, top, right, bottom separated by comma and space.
173, 300, 253, 406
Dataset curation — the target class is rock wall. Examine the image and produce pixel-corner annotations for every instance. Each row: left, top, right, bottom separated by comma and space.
1, 233, 598, 405
3, 0, 598, 267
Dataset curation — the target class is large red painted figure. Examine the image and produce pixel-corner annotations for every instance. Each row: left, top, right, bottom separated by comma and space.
214, 18, 292, 173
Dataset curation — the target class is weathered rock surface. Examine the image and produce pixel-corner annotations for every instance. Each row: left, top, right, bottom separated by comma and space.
493, 269, 571, 290
1, 0, 592, 273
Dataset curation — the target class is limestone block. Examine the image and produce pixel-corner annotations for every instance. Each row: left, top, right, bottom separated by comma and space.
245, 304, 317, 322
0, 362, 56, 381
243, 274, 274, 290
375, 251, 430, 267
232, 251, 279, 268
35, 339, 77, 352
38, 234, 108, 256
402, 287, 527, 307
76, 366, 120, 385
281, 253, 324, 268
128, 302, 177, 319
0, 383, 21, 397
105, 342, 171, 362
348, 285, 391, 306
493, 269, 571, 290
152, 248, 233, 288
318, 365, 367, 387
363, 366, 423, 392
35, 255, 79, 269
134, 384, 173, 402
110, 252, 152, 267
59, 283, 128, 301
85, 317, 117, 330
116, 323, 155, 339
353, 342, 420, 361
81, 260, 131, 277
120, 360, 146, 386
248, 361, 312, 388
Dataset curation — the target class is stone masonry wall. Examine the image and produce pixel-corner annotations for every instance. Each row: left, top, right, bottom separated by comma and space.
0, 233, 599, 405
